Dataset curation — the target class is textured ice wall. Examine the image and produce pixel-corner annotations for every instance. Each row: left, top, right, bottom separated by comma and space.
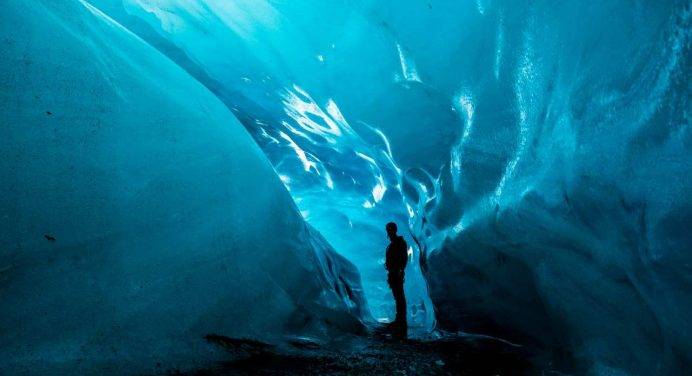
0, 1, 366, 374
98, 0, 436, 326
415, 3, 692, 375
102, 0, 691, 374
5, 0, 689, 375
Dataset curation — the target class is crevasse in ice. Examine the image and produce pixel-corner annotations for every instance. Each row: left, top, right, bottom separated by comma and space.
98, 0, 438, 330
1, 0, 690, 375
106, 0, 690, 373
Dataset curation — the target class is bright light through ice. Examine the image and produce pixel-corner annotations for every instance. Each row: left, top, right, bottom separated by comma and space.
281, 86, 355, 144
324, 170, 334, 189
279, 131, 316, 172
372, 175, 387, 202
396, 43, 421, 82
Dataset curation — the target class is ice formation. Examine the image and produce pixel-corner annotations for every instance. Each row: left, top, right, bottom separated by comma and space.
1, 0, 690, 375
0, 1, 366, 374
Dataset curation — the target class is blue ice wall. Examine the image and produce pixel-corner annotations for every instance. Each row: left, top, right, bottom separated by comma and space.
0, 1, 367, 374
2, 0, 690, 375
103, 1, 691, 374
98, 0, 437, 327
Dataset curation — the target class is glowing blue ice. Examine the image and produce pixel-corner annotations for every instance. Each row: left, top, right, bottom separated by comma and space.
2, 0, 690, 375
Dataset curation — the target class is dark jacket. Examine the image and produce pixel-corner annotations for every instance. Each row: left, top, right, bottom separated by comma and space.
385, 235, 408, 272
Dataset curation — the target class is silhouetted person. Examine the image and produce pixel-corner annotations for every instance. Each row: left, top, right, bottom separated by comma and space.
385, 221, 408, 337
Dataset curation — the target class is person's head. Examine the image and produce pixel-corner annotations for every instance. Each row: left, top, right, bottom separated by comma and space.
386, 222, 398, 239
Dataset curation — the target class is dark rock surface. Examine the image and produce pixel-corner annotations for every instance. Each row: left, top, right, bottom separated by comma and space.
172, 329, 540, 376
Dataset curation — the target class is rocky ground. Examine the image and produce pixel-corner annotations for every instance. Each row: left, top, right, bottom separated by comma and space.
172, 328, 543, 376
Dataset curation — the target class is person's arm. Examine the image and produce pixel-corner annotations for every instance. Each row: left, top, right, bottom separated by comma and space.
385, 246, 391, 270
398, 241, 408, 270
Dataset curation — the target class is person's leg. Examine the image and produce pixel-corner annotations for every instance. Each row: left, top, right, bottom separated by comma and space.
392, 273, 407, 327
397, 286, 407, 326
390, 276, 407, 338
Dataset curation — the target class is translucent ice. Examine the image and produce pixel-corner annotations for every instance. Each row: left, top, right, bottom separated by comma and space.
2, 0, 690, 375
0, 1, 366, 374
107, 1, 690, 373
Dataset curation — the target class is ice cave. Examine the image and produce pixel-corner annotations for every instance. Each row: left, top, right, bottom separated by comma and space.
1, 0, 690, 375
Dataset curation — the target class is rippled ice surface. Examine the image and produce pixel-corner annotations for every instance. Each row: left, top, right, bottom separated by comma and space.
0, 1, 371, 374
102, 0, 439, 327
55, 0, 692, 374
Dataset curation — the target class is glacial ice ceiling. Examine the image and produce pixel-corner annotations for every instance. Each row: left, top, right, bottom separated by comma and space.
2, 0, 690, 374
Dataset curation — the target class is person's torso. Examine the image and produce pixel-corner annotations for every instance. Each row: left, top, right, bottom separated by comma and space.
386, 236, 408, 270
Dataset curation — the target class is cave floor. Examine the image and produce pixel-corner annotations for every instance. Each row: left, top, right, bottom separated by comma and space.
177, 329, 537, 376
